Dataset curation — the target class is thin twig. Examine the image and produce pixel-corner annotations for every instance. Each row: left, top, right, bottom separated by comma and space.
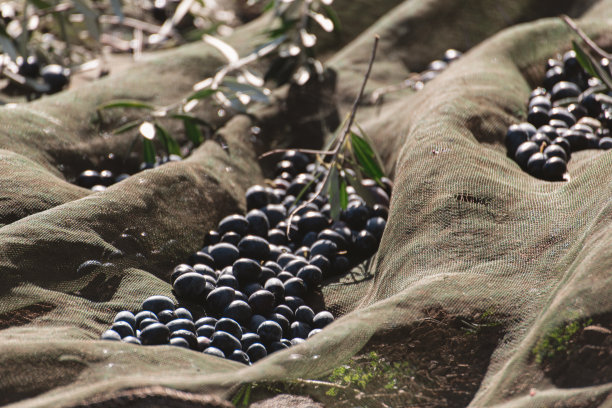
293, 379, 349, 389
561, 15, 612, 60
258, 148, 335, 159
285, 35, 379, 237
99, 15, 162, 34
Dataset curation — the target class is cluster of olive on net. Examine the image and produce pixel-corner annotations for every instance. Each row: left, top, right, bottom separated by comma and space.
74, 154, 182, 192
411, 49, 462, 90
100, 150, 392, 365
505, 50, 612, 181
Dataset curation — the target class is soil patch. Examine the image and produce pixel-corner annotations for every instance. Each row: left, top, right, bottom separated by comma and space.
244, 308, 505, 408
0, 302, 56, 330
538, 312, 612, 388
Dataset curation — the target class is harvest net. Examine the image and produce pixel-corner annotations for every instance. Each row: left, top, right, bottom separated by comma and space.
1, 1, 611, 407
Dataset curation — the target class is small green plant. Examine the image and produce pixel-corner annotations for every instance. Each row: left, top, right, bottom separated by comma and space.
532, 317, 592, 364
230, 351, 413, 407
325, 351, 413, 397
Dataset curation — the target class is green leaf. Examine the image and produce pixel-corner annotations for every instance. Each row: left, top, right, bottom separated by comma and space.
572, 40, 598, 78
328, 166, 341, 220
220, 91, 248, 112
187, 88, 216, 101
223, 79, 270, 103
112, 119, 141, 135
572, 40, 612, 90
339, 178, 348, 210
181, 117, 204, 146
154, 123, 182, 156
142, 138, 156, 164
350, 131, 384, 182
27, 0, 53, 8
0, 33, 17, 61
99, 100, 155, 110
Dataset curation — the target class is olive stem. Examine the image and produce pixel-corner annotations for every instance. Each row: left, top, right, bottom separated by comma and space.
285, 35, 379, 237
561, 15, 612, 60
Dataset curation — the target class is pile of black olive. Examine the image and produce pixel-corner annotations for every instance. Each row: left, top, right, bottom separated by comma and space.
100, 150, 391, 365
75, 154, 182, 191
505, 50, 612, 181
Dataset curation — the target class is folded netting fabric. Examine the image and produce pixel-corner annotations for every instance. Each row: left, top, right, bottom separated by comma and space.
1, 0, 612, 407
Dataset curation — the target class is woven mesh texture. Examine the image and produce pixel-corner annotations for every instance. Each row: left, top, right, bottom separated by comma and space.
1, 1, 612, 407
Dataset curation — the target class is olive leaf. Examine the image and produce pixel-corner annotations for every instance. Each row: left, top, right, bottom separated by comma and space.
328, 165, 341, 220
350, 131, 384, 182
339, 178, 348, 210
223, 79, 270, 103
572, 40, 612, 90
99, 100, 155, 110
0, 31, 18, 60
176, 116, 204, 146
142, 138, 156, 164
154, 123, 182, 157
187, 88, 216, 101
110, 0, 124, 22
112, 119, 141, 135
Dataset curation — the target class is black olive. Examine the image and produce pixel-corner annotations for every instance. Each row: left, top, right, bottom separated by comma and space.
215, 318, 243, 340
248, 290, 276, 315
237, 235, 270, 261
204, 347, 226, 358
209, 243, 240, 269
290, 321, 311, 339
206, 287, 236, 315
218, 214, 249, 236
284, 277, 307, 298
257, 320, 283, 344
247, 343, 267, 362
142, 295, 175, 314
139, 323, 170, 345
210, 331, 242, 355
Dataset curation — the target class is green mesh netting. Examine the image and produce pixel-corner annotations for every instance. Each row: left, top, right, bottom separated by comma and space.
1, 0, 612, 407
